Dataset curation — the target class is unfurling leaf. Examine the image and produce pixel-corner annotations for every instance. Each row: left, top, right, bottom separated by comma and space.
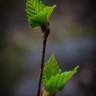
26, 0, 56, 28
42, 54, 61, 84
42, 54, 79, 93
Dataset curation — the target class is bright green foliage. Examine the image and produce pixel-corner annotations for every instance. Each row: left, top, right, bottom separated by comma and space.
42, 54, 79, 93
43, 54, 61, 81
26, 0, 56, 28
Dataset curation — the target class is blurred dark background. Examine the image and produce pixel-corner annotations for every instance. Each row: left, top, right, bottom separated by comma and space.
0, 0, 96, 96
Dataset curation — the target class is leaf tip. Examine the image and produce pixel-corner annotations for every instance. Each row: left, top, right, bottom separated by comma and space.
74, 65, 79, 73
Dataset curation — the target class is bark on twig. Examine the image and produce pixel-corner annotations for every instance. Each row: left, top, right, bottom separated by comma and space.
37, 25, 50, 96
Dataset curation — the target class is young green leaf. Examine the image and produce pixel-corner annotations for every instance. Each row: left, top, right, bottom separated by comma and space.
42, 54, 61, 81
42, 54, 79, 93
26, 0, 56, 28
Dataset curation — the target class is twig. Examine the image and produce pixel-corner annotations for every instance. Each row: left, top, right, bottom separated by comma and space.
37, 25, 50, 96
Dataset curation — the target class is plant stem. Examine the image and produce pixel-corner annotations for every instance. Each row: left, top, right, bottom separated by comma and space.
37, 25, 50, 96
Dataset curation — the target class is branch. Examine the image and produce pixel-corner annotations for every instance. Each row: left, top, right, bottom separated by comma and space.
37, 24, 50, 96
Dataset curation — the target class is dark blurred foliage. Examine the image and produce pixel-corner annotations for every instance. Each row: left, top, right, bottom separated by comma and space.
0, 0, 96, 96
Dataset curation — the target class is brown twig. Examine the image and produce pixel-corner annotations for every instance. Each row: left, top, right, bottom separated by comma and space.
37, 25, 50, 96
